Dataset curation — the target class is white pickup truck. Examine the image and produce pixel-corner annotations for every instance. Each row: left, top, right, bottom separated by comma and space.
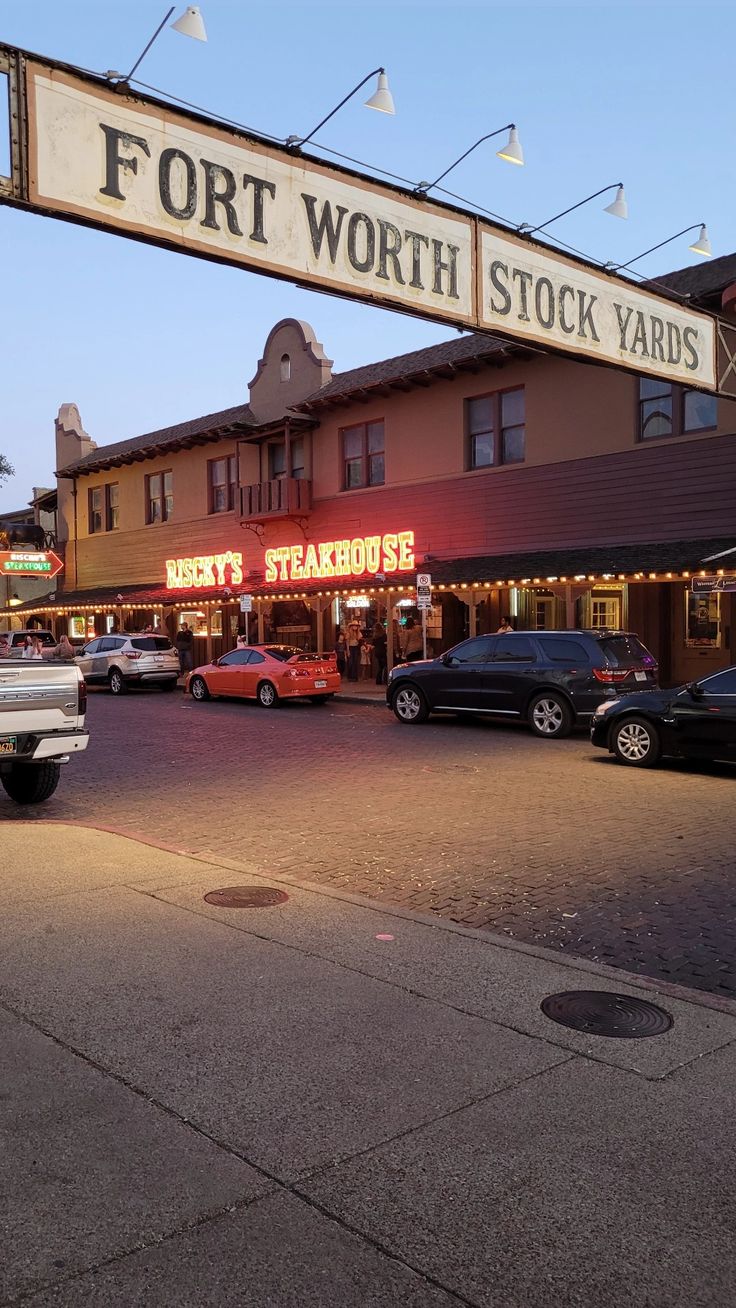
0, 657, 89, 804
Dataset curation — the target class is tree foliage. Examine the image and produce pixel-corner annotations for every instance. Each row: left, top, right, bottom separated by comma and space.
0, 455, 14, 485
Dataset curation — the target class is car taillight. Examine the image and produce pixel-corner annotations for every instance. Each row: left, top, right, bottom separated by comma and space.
593, 668, 634, 684
78, 678, 87, 715
287, 668, 311, 679
125, 650, 142, 660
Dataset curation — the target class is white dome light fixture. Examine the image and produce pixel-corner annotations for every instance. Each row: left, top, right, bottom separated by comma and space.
364, 71, 395, 115
614, 223, 713, 273
414, 124, 524, 196
519, 182, 628, 237
496, 126, 524, 167
171, 5, 208, 41
108, 5, 208, 88
286, 67, 396, 150
603, 184, 628, 220
689, 224, 712, 258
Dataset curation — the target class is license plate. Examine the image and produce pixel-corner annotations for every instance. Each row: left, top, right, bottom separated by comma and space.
634, 671, 647, 682
154, 656, 163, 663
0, 736, 17, 755
314, 680, 327, 688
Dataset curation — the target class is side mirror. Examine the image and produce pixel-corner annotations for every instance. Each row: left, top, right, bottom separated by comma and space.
442, 653, 457, 667
688, 681, 704, 699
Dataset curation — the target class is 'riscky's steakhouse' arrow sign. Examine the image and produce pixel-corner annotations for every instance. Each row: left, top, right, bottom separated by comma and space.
0, 550, 63, 578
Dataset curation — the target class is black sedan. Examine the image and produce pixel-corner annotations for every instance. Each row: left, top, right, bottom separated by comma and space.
591, 665, 736, 767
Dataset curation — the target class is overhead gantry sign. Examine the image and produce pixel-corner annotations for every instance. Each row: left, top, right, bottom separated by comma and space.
3, 43, 736, 395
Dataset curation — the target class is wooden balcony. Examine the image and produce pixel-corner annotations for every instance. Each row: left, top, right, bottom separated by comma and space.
240, 477, 312, 522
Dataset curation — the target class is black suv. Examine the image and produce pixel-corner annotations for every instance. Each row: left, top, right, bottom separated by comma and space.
387, 630, 658, 738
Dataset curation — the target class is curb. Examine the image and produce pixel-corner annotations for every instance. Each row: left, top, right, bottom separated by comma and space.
18, 819, 736, 1022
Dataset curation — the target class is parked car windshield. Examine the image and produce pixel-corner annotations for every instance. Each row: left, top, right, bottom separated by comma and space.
130, 637, 174, 652
596, 635, 655, 667
264, 646, 303, 661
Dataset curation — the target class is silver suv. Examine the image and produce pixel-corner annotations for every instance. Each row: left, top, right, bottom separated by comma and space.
76, 634, 180, 694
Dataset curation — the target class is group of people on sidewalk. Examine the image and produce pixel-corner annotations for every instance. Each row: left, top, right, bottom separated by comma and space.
336, 617, 424, 685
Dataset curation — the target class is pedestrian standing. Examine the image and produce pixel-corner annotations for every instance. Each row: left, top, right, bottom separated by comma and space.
497, 615, 514, 633
346, 617, 362, 681
359, 636, 373, 681
372, 623, 387, 684
175, 621, 194, 675
335, 630, 347, 676
400, 617, 424, 663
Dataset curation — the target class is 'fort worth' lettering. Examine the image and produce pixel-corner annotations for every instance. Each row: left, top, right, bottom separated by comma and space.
98, 124, 459, 297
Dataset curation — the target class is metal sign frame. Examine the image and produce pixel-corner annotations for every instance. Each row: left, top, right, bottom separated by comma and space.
1, 41, 733, 396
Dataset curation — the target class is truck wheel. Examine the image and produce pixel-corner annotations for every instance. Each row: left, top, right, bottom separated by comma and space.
1, 761, 61, 805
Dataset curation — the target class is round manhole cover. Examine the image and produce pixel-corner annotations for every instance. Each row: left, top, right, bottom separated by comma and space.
204, 886, 289, 908
540, 990, 673, 1039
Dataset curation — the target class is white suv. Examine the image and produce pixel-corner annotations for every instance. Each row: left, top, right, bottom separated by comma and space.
76, 634, 180, 694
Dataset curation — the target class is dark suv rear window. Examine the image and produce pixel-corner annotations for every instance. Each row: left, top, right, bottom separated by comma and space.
130, 637, 174, 652
597, 635, 654, 667
539, 638, 588, 663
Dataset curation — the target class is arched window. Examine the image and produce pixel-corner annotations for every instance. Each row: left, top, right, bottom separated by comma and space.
280, 353, 291, 382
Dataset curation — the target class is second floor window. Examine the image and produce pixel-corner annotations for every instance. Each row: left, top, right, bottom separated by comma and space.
467, 388, 526, 469
146, 470, 173, 524
268, 442, 286, 480
106, 483, 119, 531
638, 378, 718, 440
88, 486, 103, 534
342, 420, 385, 489
89, 482, 118, 533
209, 455, 237, 513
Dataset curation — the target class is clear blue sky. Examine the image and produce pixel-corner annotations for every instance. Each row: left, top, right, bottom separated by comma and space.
1, 0, 733, 510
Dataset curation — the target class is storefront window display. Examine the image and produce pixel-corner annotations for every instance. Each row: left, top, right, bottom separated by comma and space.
180, 609, 208, 637
686, 591, 720, 647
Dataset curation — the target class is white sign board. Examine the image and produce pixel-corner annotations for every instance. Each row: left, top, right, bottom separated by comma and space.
20, 60, 717, 392
27, 66, 473, 325
479, 229, 715, 391
239, 594, 253, 613
416, 573, 432, 609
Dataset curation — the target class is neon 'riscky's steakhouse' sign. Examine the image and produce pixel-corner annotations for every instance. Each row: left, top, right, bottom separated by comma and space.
0, 47, 723, 392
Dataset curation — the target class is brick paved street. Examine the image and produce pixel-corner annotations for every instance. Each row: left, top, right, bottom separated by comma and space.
4, 688, 735, 997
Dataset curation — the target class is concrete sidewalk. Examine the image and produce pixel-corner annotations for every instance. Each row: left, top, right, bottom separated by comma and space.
2, 824, 735, 1306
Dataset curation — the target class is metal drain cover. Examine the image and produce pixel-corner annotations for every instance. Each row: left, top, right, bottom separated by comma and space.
540, 990, 673, 1039
204, 886, 289, 908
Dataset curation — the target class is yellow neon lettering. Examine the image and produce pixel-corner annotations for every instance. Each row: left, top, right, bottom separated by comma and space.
275, 547, 291, 581
303, 543, 318, 578
398, 531, 415, 571
265, 550, 278, 583
365, 536, 381, 572
382, 533, 399, 572
318, 542, 335, 577
230, 553, 243, 585
334, 540, 351, 576
290, 545, 304, 581
350, 538, 366, 574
